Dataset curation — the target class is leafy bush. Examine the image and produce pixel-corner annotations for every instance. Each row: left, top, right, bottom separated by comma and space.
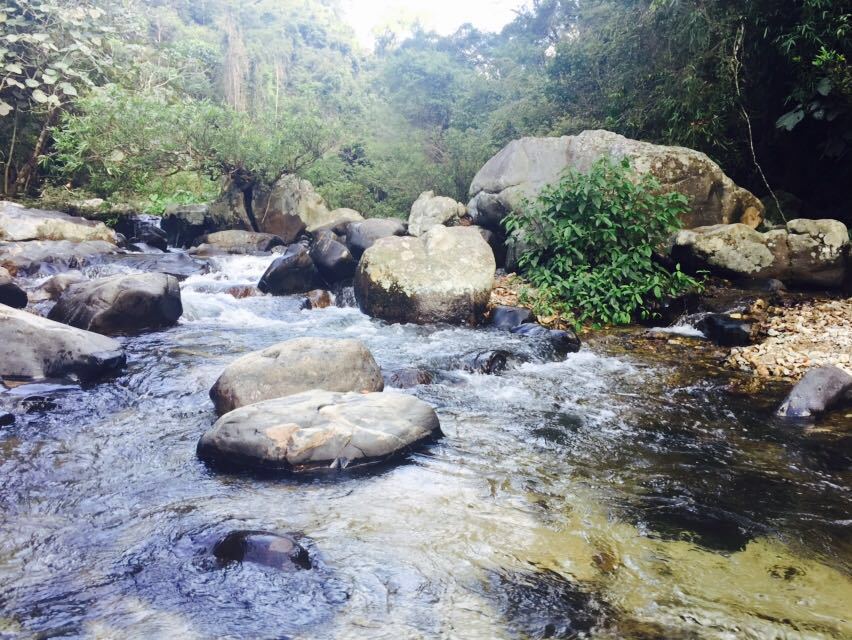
504, 158, 702, 327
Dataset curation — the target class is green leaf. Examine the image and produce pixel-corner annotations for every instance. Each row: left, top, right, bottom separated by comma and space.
816, 77, 831, 96
776, 109, 804, 131
24, 78, 39, 88
31, 88, 49, 103
0, 100, 12, 116
58, 82, 77, 96
4, 62, 22, 74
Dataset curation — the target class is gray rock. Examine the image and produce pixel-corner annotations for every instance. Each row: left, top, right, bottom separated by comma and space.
161, 203, 246, 248
114, 214, 168, 251
102, 252, 206, 280
0, 305, 126, 382
197, 390, 441, 473
345, 218, 406, 259
0, 266, 27, 308
252, 175, 338, 235
469, 131, 763, 231
48, 272, 182, 335
408, 190, 467, 236
0, 240, 117, 276
777, 366, 852, 419
0, 201, 117, 243
490, 305, 534, 330
210, 337, 384, 415
32, 272, 87, 302
672, 218, 849, 287
384, 368, 434, 388
192, 230, 285, 254
510, 323, 582, 354
257, 243, 324, 295
354, 226, 496, 325
462, 350, 511, 374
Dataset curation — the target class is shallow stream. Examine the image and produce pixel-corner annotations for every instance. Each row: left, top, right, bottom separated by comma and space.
1, 253, 850, 639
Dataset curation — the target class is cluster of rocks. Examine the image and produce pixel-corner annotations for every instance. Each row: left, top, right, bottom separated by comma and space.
197, 337, 442, 474
727, 299, 852, 379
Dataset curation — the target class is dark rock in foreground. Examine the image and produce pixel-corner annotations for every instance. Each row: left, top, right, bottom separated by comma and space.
198, 390, 441, 474
310, 231, 356, 283
48, 272, 183, 335
462, 350, 511, 375
777, 366, 852, 419
0, 267, 27, 308
0, 305, 126, 382
213, 531, 312, 571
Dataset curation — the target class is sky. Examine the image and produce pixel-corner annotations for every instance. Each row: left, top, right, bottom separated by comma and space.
340, 0, 530, 47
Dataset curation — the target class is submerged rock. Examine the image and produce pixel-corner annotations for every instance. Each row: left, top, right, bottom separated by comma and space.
0, 412, 13, 426
33, 272, 87, 302
354, 226, 496, 325
114, 214, 168, 251
0, 306, 126, 382
462, 350, 511, 375
301, 289, 334, 310
696, 313, 752, 347
197, 390, 442, 473
102, 252, 206, 280
258, 243, 324, 295
48, 272, 183, 335
468, 130, 763, 231
0, 267, 27, 308
777, 366, 852, 419
213, 531, 312, 571
407, 190, 467, 236
384, 368, 435, 388
209, 337, 384, 415
344, 218, 406, 259
0, 201, 117, 243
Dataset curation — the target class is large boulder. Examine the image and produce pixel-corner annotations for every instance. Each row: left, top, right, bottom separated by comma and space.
161, 203, 248, 248
197, 390, 441, 473
345, 218, 407, 259
191, 230, 285, 255
673, 218, 849, 287
0, 201, 117, 243
210, 337, 384, 415
0, 239, 117, 276
252, 175, 333, 235
468, 131, 763, 231
0, 267, 27, 308
777, 366, 852, 419
354, 225, 496, 325
0, 305, 126, 382
48, 273, 183, 335
408, 191, 467, 236
309, 231, 356, 283
257, 243, 324, 295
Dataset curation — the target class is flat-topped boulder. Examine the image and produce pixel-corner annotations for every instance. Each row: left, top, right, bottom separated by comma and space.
191, 230, 285, 255
468, 130, 763, 231
0, 305, 125, 382
354, 225, 496, 325
408, 191, 467, 236
210, 337, 384, 415
48, 272, 182, 335
673, 218, 849, 287
345, 218, 406, 259
0, 201, 117, 243
0, 239, 117, 276
197, 390, 441, 473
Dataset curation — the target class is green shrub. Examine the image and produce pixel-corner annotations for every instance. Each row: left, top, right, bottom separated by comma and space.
504, 158, 702, 327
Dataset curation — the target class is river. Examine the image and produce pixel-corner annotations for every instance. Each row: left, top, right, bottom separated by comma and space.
1, 253, 850, 639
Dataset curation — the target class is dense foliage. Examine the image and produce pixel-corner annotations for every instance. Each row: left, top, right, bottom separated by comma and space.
0, 0, 849, 221
505, 158, 701, 326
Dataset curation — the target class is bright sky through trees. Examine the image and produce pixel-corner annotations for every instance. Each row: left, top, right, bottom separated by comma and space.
340, 0, 530, 46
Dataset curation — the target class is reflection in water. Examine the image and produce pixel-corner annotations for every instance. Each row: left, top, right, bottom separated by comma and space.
0, 253, 850, 639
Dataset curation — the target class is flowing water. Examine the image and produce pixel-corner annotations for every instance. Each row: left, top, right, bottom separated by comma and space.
1, 254, 850, 639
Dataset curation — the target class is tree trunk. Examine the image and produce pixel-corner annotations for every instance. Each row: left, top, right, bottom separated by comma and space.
14, 108, 56, 195
3, 109, 18, 196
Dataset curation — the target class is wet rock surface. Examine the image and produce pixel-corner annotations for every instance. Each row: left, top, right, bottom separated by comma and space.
48, 272, 183, 335
212, 531, 312, 571
696, 313, 752, 347
511, 322, 581, 354
489, 304, 534, 330
0, 201, 117, 243
258, 243, 324, 295
309, 231, 356, 283
384, 368, 435, 388
344, 218, 406, 259
0, 306, 126, 382
0, 267, 27, 308
191, 230, 285, 255
0, 239, 117, 276
777, 366, 852, 419
210, 337, 383, 415
198, 390, 442, 473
